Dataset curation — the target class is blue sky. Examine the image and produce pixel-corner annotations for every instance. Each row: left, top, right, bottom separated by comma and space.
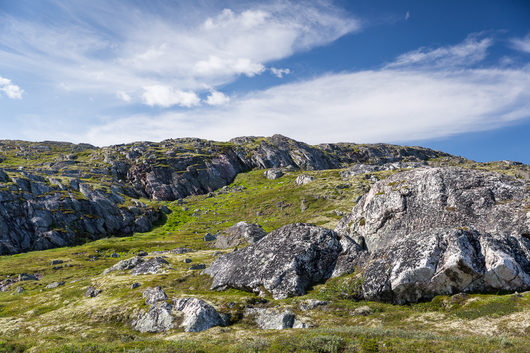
0, 0, 529, 163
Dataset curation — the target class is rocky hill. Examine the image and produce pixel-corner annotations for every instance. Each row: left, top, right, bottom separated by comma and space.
0, 135, 528, 352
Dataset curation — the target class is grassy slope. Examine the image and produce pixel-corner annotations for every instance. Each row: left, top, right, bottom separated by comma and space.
0, 167, 528, 352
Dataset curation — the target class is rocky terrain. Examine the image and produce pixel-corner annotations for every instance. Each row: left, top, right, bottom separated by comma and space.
0, 135, 528, 352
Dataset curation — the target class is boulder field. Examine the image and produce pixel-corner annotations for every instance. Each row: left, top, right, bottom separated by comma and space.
205, 168, 530, 304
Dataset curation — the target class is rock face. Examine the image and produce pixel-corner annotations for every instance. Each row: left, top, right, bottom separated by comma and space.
173, 297, 223, 332
0, 169, 160, 255
0, 136, 449, 255
204, 223, 343, 299
335, 168, 530, 303
212, 222, 267, 249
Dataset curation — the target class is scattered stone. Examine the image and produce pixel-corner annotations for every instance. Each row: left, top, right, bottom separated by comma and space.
190, 264, 206, 270
300, 199, 307, 213
131, 282, 141, 289
244, 308, 295, 330
132, 257, 169, 275
50, 260, 63, 265
143, 286, 168, 305
295, 174, 315, 185
212, 222, 267, 249
264, 169, 283, 180
183, 258, 192, 263
18, 273, 38, 281
203, 233, 217, 242
159, 205, 171, 214
205, 223, 342, 299
173, 297, 223, 332
53, 266, 63, 270
103, 256, 144, 275
132, 302, 174, 333
46, 281, 65, 289
450, 293, 469, 305
169, 247, 195, 254
110, 253, 120, 258
353, 306, 373, 316
15, 286, 24, 294
299, 299, 328, 311
137, 251, 148, 257
85, 286, 102, 297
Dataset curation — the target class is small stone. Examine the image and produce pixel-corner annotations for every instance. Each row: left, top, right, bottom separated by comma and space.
53, 266, 63, 270
353, 306, 372, 316
183, 258, 192, 263
264, 169, 283, 180
131, 282, 141, 289
85, 286, 102, 297
137, 251, 148, 257
46, 281, 65, 289
131, 257, 169, 275
300, 199, 307, 213
299, 299, 328, 311
295, 174, 315, 185
203, 233, 217, 242
51, 260, 63, 265
18, 273, 38, 281
110, 253, 120, 258
190, 264, 206, 270
15, 286, 24, 294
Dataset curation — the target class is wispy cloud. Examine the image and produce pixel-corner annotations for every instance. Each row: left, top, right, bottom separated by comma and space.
510, 33, 530, 53
270, 67, 291, 78
387, 34, 493, 69
0, 76, 23, 99
0, 1, 359, 107
44, 35, 526, 146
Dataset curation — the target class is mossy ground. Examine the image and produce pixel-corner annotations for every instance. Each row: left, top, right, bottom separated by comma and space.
0, 165, 529, 352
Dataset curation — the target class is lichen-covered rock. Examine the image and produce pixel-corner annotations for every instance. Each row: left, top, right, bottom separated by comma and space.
212, 222, 267, 249
264, 168, 284, 180
84, 286, 102, 297
132, 257, 169, 275
143, 286, 168, 305
204, 223, 342, 299
295, 174, 315, 185
103, 256, 144, 275
173, 297, 222, 332
132, 302, 174, 333
335, 167, 530, 303
244, 308, 295, 330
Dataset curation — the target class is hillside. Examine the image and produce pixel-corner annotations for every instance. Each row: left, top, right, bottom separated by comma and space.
0, 136, 528, 352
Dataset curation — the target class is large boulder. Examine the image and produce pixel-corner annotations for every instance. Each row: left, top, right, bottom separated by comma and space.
173, 297, 223, 332
212, 222, 267, 249
335, 167, 530, 303
132, 257, 169, 275
204, 223, 343, 299
143, 286, 168, 305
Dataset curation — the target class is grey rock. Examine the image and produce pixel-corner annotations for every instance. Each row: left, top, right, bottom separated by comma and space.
190, 264, 206, 270
353, 306, 373, 316
51, 260, 63, 265
212, 222, 267, 249
173, 297, 223, 332
110, 252, 120, 258
203, 233, 217, 242
205, 223, 342, 299
244, 308, 295, 330
299, 299, 328, 311
143, 286, 168, 305
46, 281, 65, 289
15, 286, 24, 294
137, 251, 148, 257
103, 256, 144, 275
339, 161, 427, 179
132, 257, 169, 275
169, 247, 195, 254
132, 302, 174, 333
295, 174, 315, 185
335, 167, 530, 303
85, 286, 102, 297
131, 282, 141, 289
183, 258, 192, 263
264, 169, 283, 180
18, 273, 38, 281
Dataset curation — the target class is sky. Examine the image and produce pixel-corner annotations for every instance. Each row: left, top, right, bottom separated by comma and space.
0, 0, 529, 163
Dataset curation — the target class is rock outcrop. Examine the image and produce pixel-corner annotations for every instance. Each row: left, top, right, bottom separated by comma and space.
212, 222, 266, 249
335, 167, 530, 303
204, 223, 342, 299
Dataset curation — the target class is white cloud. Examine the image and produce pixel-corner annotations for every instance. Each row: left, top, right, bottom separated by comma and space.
405, 11, 410, 20
205, 90, 230, 106
142, 85, 200, 108
0, 76, 23, 99
0, 1, 358, 107
116, 90, 131, 102
387, 34, 493, 69
270, 67, 290, 78
510, 33, 530, 53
